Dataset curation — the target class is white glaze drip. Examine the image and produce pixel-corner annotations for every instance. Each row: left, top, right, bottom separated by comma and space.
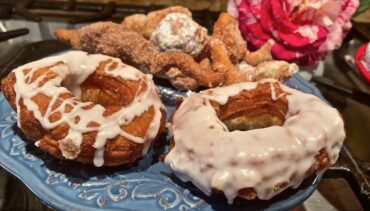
165, 80, 345, 203
12, 51, 165, 167
269, 82, 286, 101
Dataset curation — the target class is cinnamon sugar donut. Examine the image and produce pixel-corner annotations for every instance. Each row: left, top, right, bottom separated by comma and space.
165, 80, 345, 202
1, 51, 166, 167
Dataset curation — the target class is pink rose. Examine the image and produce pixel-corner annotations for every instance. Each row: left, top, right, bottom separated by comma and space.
228, 0, 359, 65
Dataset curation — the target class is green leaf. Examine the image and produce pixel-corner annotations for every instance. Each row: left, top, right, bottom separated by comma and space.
355, 0, 370, 16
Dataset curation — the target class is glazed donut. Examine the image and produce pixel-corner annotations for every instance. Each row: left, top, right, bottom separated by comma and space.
165, 80, 345, 202
1, 51, 166, 167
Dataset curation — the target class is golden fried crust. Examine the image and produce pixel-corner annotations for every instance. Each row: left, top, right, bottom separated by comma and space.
166, 83, 331, 200
245, 42, 273, 66
1, 62, 166, 167
212, 12, 248, 63
1, 72, 17, 109
121, 14, 148, 36
251, 61, 297, 81
122, 6, 192, 39
53, 29, 81, 49
2, 73, 49, 141
206, 38, 247, 85
154, 52, 224, 88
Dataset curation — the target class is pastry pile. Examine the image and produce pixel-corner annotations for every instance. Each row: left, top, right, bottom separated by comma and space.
55, 6, 298, 90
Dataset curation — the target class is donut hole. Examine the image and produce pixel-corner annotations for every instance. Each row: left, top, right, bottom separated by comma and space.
214, 83, 288, 132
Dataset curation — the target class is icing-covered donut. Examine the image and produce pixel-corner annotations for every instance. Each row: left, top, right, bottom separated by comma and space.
1, 51, 166, 167
165, 80, 345, 203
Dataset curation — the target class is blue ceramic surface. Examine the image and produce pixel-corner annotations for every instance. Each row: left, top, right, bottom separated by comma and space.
0, 73, 326, 211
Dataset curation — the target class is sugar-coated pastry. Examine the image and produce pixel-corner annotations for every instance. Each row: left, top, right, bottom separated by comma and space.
122, 6, 192, 39
150, 13, 209, 57
55, 9, 299, 91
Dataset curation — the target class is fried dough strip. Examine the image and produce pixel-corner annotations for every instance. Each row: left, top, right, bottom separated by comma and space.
212, 13, 248, 63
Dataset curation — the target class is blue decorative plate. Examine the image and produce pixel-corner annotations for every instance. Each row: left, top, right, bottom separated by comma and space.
0, 73, 326, 211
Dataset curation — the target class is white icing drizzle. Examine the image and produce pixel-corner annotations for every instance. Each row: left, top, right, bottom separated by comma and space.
165, 80, 345, 203
12, 51, 165, 167
269, 82, 286, 101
